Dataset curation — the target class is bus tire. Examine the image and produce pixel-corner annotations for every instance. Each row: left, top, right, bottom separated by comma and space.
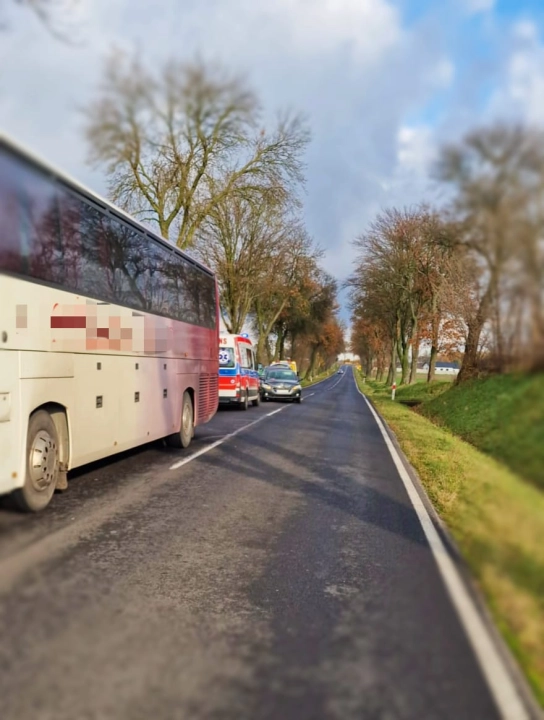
11, 410, 59, 513
239, 391, 249, 411
167, 391, 194, 449
252, 393, 260, 407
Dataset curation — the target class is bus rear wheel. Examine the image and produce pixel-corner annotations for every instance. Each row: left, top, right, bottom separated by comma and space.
167, 391, 194, 449
11, 410, 59, 512
239, 391, 249, 411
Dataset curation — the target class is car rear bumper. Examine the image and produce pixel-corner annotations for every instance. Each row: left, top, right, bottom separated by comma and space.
260, 390, 301, 401
219, 396, 244, 405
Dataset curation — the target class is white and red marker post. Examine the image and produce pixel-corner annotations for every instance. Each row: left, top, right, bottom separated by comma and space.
391, 382, 396, 401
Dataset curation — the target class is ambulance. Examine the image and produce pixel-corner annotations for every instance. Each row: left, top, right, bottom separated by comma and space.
218, 334, 261, 410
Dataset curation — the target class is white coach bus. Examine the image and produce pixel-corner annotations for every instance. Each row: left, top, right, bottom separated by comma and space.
0, 136, 219, 512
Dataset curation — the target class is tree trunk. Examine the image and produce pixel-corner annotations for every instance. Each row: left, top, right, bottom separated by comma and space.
386, 339, 396, 386
491, 274, 505, 373
255, 333, 268, 367
305, 345, 320, 380
409, 335, 420, 384
376, 359, 385, 382
407, 305, 419, 385
456, 321, 483, 384
530, 294, 544, 370
279, 330, 286, 360
265, 337, 273, 365
274, 331, 283, 361
290, 332, 300, 368
398, 341, 409, 385
428, 345, 438, 383
427, 315, 440, 383
457, 289, 492, 384
396, 315, 410, 385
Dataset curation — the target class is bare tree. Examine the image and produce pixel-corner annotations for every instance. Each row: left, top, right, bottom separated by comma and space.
2, 0, 82, 40
437, 124, 544, 379
350, 207, 435, 385
348, 252, 400, 385
250, 227, 321, 364
287, 273, 342, 379
195, 192, 306, 334
84, 52, 309, 250
349, 205, 470, 385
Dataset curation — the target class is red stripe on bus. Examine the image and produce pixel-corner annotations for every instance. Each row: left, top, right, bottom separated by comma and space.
50, 316, 87, 329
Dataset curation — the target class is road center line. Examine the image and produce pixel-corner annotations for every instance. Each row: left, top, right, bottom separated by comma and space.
169, 406, 287, 470
352, 370, 529, 720
323, 372, 346, 391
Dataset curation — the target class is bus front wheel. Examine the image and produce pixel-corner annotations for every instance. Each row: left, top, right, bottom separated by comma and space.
167, 391, 194, 449
11, 410, 59, 512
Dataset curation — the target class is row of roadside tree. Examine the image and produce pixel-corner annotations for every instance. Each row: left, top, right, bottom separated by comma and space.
349, 125, 544, 385
83, 53, 344, 378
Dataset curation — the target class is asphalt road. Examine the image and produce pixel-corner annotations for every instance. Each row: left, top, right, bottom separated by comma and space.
0, 370, 520, 719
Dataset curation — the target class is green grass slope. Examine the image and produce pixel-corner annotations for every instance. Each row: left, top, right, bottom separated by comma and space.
357, 371, 544, 704
419, 373, 544, 491
394, 379, 452, 404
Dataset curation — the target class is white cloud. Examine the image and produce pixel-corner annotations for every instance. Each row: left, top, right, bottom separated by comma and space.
461, 0, 495, 15
396, 125, 436, 179
513, 20, 538, 43
488, 21, 544, 124
0, 0, 485, 317
266, 0, 401, 62
430, 58, 455, 89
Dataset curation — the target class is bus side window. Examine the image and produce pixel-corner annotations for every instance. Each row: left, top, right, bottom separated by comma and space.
0, 144, 218, 331
77, 200, 114, 302
145, 242, 170, 317
162, 249, 187, 321
100, 216, 147, 310
13, 159, 64, 286
0, 149, 24, 274
57, 190, 82, 291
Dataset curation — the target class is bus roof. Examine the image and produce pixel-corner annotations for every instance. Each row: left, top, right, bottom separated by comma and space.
0, 132, 214, 278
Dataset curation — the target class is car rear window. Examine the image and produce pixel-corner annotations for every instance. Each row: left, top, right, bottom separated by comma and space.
266, 370, 297, 380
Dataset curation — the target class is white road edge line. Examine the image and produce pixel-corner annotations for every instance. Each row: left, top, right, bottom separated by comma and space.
169, 406, 286, 470
352, 371, 529, 720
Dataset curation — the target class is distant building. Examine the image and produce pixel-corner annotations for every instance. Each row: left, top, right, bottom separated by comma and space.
421, 361, 459, 375
338, 352, 359, 363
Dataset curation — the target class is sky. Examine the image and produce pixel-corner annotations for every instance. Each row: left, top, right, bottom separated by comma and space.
1, 0, 544, 325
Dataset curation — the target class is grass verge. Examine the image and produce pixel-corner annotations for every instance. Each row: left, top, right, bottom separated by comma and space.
420, 373, 544, 491
301, 364, 339, 388
356, 373, 544, 706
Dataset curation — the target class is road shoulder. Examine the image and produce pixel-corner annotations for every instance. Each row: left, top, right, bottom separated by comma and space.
353, 370, 543, 720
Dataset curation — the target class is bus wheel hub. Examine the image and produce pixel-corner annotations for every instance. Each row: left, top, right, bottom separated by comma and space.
29, 432, 56, 492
